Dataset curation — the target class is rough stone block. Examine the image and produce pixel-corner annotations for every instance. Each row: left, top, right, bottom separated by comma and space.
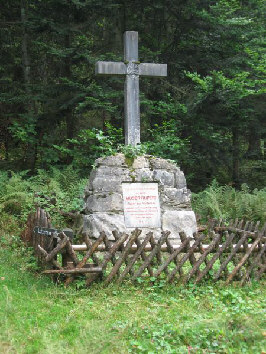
83, 213, 126, 240
87, 166, 132, 192
90, 177, 123, 193
95, 153, 126, 167
83, 188, 92, 198
85, 193, 123, 213
160, 187, 191, 209
133, 168, 153, 182
83, 154, 197, 241
131, 156, 149, 169
83, 213, 161, 240
92, 165, 129, 177
150, 157, 178, 171
175, 170, 187, 189
153, 170, 175, 187
162, 210, 197, 238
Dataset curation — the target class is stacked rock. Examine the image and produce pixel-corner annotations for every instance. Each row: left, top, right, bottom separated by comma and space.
83, 154, 197, 240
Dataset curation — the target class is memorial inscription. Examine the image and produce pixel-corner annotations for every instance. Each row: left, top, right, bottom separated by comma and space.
83, 154, 197, 240
83, 33, 196, 240
122, 183, 161, 228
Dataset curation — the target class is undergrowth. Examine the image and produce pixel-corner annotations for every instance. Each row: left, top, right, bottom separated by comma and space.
192, 180, 266, 223
1, 169, 265, 230
0, 167, 87, 228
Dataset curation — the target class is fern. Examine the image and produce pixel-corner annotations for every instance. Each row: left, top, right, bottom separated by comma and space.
0, 168, 86, 225
192, 180, 266, 223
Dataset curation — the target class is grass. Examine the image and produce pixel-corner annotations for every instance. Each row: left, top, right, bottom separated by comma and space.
0, 174, 265, 353
0, 235, 265, 354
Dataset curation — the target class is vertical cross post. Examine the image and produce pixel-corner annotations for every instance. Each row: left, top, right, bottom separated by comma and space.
95, 31, 167, 146
124, 32, 140, 146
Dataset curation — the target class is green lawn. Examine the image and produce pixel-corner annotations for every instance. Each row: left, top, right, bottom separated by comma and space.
0, 237, 265, 354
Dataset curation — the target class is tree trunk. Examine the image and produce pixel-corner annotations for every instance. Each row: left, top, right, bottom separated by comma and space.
21, 0, 37, 171
21, 0, 30, 87
246, 123, 263, 159
63, 33, 75, 164
232, 127, 240, 188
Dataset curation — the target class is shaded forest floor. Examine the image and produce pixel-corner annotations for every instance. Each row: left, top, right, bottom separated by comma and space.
0, 233, 265, 354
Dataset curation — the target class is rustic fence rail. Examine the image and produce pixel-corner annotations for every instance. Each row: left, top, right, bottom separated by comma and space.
22, 208, 266, 287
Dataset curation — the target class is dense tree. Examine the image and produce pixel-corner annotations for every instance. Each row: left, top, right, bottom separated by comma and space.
0, 0, 265, 190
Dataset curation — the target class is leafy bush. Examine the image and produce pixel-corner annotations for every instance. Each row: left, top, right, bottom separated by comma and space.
30, 166, 87, 214
1, 164, 264, 231
53, 122, 123, 171
143, 119, 191, 166
0, 171, 34, 220
0, 167, 87, 227
192, 180, 266, 222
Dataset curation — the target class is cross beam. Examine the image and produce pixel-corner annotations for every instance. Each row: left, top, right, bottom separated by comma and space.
95, 31, 167, 146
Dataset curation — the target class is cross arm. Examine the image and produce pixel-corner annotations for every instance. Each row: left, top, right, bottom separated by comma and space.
95, 61, 126, 76
139, 63, 167, 77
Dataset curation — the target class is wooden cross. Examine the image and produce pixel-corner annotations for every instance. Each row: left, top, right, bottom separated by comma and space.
95, 31, 167, 146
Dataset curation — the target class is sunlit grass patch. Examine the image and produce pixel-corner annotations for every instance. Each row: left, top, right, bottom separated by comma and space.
0, 237, 265, 354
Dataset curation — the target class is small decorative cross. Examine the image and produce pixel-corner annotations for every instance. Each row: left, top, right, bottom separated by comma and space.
95, 31, 167, 146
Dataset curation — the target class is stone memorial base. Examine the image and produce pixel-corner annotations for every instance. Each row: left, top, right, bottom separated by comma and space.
83, 154, 197, 241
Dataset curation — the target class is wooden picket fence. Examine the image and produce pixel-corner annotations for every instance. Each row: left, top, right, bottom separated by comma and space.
29, 213, 265, 287
21, 208, 265, 287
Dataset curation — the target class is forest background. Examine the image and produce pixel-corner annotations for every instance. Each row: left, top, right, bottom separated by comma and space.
0, 3, 265, 352
0, 0, 265, 193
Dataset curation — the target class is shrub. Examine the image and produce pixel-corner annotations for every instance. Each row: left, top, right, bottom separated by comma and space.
0, 168, 87, 227
192, 180, 266, 223
53, 122, 123, 171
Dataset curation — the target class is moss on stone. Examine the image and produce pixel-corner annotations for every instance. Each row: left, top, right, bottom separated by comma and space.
125, 156, 134, 167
